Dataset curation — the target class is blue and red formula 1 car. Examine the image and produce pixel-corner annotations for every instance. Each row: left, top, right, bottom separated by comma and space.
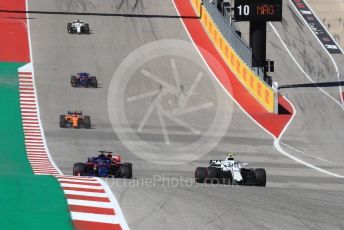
73, 151, 133, 178
70, 72, 98, 88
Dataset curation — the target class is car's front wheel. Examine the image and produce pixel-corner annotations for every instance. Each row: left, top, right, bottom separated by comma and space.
84, 23, 90, 33
67, 23, 72, 33
59, 115, 67, 128
83, 116, 91, 129
70, 75, 77, 87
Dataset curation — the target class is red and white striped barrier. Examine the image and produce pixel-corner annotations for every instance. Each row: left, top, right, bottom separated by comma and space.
18, 63, 129, 230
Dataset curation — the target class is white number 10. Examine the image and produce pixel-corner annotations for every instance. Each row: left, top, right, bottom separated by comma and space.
237, 5, 250, 16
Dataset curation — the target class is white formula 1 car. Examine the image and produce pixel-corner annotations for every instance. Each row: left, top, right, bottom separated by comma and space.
67, 20, 90, 34
195, 153, 266, 186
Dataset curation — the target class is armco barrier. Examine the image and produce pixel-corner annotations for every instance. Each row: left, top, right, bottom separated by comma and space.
191, 0, 278, 113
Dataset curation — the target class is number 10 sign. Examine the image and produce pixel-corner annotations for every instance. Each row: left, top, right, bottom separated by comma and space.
234, 0, 283, 22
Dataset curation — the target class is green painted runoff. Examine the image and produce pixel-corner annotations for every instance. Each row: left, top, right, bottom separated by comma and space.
0, 62, 73, 230
0, 62, 32, 175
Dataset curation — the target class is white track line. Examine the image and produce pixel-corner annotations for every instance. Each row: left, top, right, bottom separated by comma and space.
25, 0, 63, 176
301, 0, 343, 103
281, 0, 343, 104
172, 0, 344, 178
274, 140, 344, 178
58, 178, 101, 184
269, 23, 344, 110
281, 142, 344, 167
56, 175, 97, 181
60, 183, 103, 189
97, 178, 130, 230
67, 200, 113, 209
274, 95, 344, 178
24, 0, 130, 228
63, 190, 109, 197
70, 212, 120, 224
267, 1, 344, 177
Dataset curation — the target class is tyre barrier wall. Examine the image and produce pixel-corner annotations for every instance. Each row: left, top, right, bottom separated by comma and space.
191, 0, 278, 113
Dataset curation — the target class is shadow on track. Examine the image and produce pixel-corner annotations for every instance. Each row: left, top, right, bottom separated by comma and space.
0, 10, 199, 19
279, 81, 344, 89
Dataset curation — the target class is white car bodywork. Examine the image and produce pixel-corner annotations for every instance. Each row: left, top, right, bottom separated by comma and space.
210, 157, 248, 183
72, 20, 84, 33
196, 155, 266, 186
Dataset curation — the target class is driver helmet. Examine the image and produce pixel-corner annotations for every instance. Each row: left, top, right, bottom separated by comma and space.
98, 152, 106, 159
226, 152, 235, 160
107, 152, 113, 159
112, 155, 121, 163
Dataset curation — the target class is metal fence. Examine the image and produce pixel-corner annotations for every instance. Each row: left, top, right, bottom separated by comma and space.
203, 0, 253, 67
202, 0, 277, 113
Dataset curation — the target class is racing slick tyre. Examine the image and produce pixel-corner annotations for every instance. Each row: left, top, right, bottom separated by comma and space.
84, 23, 90, 34
67, 23, 72, 33
70, 75, 77, 87
59, 115, 67, 128
110, 165, 121, 177
120, 163, 132, 178
90, 76, 98, 88
195, 167, 207, 183
207, 167, 218, 184
83, 116, 91, 129
254, 168, 266, 187
221, 172, 233, 185
73, 163, 86, 176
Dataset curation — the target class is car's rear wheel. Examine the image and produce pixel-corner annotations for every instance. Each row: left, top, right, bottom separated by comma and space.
70, 75, 77, 87
59, 115, 67, 128
207, 167, 218, 183
83, 116, 91, 129
73, 163, 86, 176
120, 163, 132, 178
110, 165, 120, 177
195, 167, 207, 183
255, 168, 266, 187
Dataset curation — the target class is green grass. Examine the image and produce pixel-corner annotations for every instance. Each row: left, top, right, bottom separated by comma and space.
0, 62, 32, 175
0, 62, 73, 230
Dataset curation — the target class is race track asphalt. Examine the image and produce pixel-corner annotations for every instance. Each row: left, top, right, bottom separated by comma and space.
28, 0, 344, 229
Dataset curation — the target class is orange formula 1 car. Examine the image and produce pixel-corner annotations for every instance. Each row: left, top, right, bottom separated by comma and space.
59, 111, 91, 129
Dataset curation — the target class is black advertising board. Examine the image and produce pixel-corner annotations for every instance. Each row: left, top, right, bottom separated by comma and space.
290, 0, 342, 54
234, 0, 283, 22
